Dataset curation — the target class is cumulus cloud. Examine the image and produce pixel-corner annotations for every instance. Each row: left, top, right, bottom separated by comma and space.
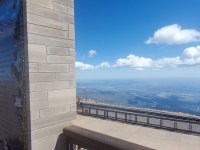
155, 57, 182, 68
77, 45, 200, 70
96, 62, 110, 68
181, 46, 200, 66
146, 24, 200, 45
114, 45, 200, 69
115, 55, 153, 69
76, 62, 94, 70
183, 45, 200, 59
88, 50, 97, 57
76, 61, 110, 70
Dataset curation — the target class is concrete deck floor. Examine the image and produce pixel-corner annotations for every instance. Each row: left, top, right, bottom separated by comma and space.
73, 115, 200, 150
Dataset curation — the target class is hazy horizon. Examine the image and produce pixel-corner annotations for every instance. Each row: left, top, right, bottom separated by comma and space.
77, 77, 200, 81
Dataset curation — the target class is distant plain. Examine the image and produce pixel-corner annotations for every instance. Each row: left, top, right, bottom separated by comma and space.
77, 78, 200, 116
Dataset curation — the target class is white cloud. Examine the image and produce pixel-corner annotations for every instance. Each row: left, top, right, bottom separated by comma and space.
155, 57, 182, 68
183, 45, 200, 59
76, 62, 94, 70
181, 46, 200, 66
115, 55, 153, 68
136, 68, 145, 71
114, 45, 200, 69
146, 24, 200, 45
76, 61, 110, 70
96, 62, 110, 68
77, 46, 200, 71
88, 50, 97, 57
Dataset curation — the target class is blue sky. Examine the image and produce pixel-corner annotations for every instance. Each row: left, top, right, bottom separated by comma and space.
0, 0, 19, 22
77, 0, 200, 79
0, 0, 20, 81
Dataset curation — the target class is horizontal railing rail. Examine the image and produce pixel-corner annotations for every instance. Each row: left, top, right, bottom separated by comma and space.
77, 103, 200, 135
64, 125, 154, 150
80, 102, 200, 122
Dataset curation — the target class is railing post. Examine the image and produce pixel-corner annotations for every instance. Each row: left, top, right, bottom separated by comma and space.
160, 119, 163, 127
96, 109, 98, 116
82, 107, 83, 114
89, 107, 91, 116
125, 113, 127, 122
135, 115, 137, 124
174, 121, 177, 129
104, 110, 107, 119
147, 116, 149, 125
189, 123, 192, 131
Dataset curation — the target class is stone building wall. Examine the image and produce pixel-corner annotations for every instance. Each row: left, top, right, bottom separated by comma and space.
24, 0, 76, 149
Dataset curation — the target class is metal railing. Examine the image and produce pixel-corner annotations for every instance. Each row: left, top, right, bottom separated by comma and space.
64, 125, 153, 150
77, 103, 200, 135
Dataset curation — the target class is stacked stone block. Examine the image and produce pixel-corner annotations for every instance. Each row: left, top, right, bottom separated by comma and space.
24, 0, 76, 149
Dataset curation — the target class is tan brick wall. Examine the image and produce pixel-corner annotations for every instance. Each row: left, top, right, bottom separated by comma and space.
24, 0, 76, 149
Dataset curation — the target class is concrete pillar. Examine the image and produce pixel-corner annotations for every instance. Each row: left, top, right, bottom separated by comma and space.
24, 0, 76, 149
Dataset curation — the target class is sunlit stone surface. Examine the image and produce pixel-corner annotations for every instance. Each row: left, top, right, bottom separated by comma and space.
73, 115, 200, 150
25, 0, 76, 149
